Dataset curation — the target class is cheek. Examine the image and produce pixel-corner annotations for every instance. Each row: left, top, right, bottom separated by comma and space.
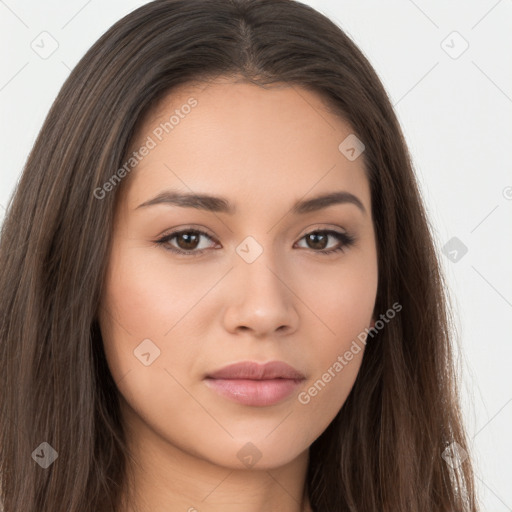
98, 243, 202, 387
101, 243, 214, 338
295, 291, 370, 432
98, 248, 206, 445
300, 251, 377, 344
296, 254, 377, 416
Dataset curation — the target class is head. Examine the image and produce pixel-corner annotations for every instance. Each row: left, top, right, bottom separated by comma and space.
0, 1, 477, 511
99, 75, 379, 481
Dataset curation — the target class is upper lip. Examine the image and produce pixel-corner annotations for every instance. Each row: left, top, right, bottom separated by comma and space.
205, 361, 306, 380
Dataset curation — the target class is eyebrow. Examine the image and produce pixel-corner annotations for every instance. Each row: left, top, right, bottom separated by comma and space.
136, 189, 366, 216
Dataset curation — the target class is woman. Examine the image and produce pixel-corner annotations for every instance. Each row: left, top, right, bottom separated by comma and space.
0, 0, 478, 510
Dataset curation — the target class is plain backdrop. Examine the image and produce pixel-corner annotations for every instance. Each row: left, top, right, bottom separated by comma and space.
1, 0, 511, 510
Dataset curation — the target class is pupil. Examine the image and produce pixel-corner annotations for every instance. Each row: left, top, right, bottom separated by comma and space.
178, 232, 199, 250
308, 233, 327, 250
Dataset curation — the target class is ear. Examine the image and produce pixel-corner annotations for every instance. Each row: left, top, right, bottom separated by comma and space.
369, 316, 376, 329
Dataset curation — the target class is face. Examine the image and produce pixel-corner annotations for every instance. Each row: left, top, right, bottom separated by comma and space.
98, 79, 378, 471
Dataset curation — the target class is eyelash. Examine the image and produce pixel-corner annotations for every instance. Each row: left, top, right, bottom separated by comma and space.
155, 227, 356, 257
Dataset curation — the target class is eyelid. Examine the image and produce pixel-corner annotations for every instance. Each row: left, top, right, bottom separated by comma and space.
297, 222, 350, 238
157, 224, 219, 243
159, 222, 350, 239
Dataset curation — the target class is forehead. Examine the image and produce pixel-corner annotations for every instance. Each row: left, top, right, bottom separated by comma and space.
120, 79, 370, 214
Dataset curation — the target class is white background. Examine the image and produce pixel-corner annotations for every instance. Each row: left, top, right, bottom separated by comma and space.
1, 1, 511, 510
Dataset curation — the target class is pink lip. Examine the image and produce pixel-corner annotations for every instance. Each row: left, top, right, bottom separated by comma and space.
204, 361, 306, 407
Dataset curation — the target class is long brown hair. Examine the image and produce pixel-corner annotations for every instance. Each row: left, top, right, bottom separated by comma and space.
0, 0, 478, 510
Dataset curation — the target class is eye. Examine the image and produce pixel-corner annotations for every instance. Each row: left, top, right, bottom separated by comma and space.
294, 229, 356, 255
155, 228, 219, 256
155, 228, 355, 256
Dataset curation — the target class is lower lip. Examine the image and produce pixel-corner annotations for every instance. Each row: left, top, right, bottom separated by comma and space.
204, 378, 304, 406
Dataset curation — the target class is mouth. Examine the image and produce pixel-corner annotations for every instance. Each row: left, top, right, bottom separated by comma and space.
204, 361, 306, 407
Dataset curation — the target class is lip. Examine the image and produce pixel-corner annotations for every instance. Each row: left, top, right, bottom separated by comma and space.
204, 361, 306, 407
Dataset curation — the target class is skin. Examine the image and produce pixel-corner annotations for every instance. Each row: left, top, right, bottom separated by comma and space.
98, 77, 378, 512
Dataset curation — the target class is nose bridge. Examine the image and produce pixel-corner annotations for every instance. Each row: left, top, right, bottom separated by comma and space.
223, 232, 299, 334
234, 233, 287, 298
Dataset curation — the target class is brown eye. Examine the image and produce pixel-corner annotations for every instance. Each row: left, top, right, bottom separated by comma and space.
156, 228, 218, 256
175, 231, 201, 250
305, 232, 329, 250
296, 230, 355, 255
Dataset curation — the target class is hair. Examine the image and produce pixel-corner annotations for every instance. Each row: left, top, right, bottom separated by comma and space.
0, 0, 478, 510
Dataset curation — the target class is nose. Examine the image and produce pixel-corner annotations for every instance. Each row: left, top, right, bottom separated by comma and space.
222, 249, 300, 338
